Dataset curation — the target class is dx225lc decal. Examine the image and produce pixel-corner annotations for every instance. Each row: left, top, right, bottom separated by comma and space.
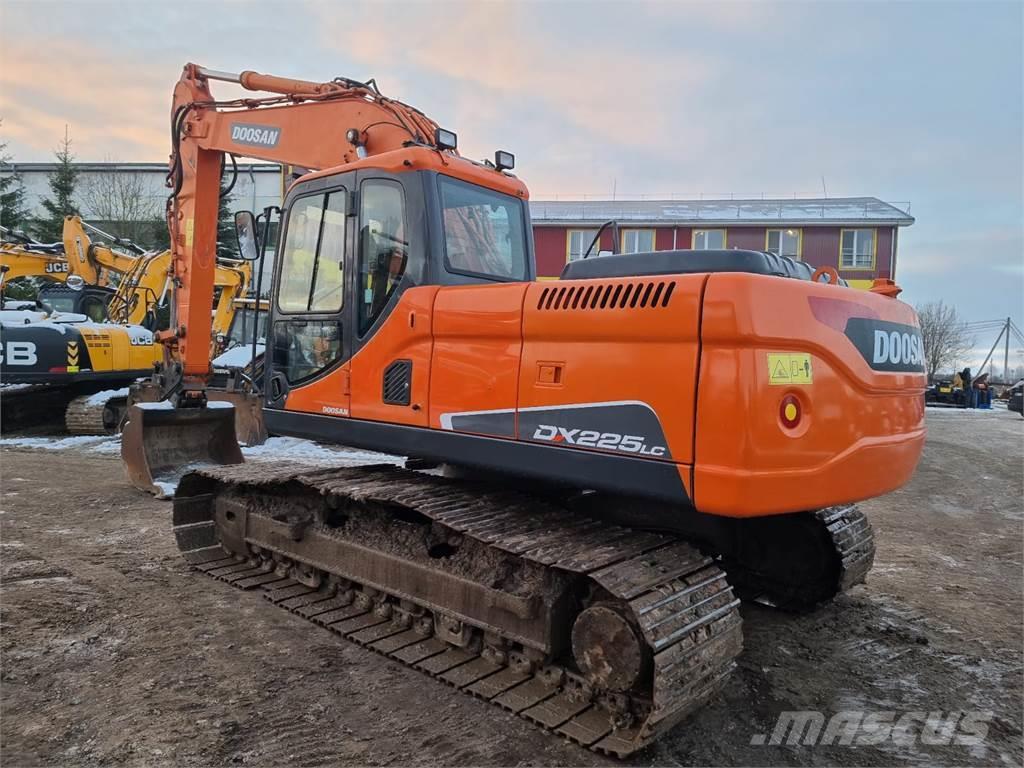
531, 424, 666, 457
441, 401, 672, 460
844, 318, 926, 373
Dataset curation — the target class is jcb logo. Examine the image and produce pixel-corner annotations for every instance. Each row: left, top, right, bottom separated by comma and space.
0, 341, 38, 366
45, 263, 70, 274
532, 424, 666, 457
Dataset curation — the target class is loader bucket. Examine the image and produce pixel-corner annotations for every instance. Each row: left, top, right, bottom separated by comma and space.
121, 403, 243, 496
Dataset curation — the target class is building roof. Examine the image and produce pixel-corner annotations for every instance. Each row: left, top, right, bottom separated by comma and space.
530, 196, 914, 227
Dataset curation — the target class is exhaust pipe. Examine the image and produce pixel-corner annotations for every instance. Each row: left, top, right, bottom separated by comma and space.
121, 403, 243, 496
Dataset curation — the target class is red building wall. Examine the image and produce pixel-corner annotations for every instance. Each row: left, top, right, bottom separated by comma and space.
725, 227, 765, 250
533, 227, 568, 277
532, 225, 896, 283
655, 227, 675, 250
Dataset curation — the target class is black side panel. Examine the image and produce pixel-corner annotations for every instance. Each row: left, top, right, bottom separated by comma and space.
560, 249, 843, 284
263, 409, 691, 507
0, 325, 98, 383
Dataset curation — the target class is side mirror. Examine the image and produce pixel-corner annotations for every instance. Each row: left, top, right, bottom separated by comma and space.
234, 211, 261, 261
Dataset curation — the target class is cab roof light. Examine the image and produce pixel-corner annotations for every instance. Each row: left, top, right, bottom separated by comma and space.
435, 128, 458, 151
494, 150, 515, 172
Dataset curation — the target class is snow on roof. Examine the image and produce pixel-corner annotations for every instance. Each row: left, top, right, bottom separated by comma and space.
530, 197, 915, 227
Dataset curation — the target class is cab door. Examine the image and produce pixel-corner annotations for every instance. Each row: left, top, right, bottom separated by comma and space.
264, 179, 354, 417
348, 174, 432, 426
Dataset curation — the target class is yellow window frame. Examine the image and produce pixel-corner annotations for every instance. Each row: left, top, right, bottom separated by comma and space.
691, 229, 727, 250
765, 228, 803, 259
838, 228, 877, 271
566, 228, 601, 263
620, 228, 656, 254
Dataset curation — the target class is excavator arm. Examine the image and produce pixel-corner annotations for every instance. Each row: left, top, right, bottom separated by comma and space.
165, 63, 446, 387
211, 260, 252, 344
0, 242, 70, 284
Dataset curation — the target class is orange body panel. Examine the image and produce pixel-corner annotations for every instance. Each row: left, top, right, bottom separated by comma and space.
282, 362, 351, 418
429, 284, 528, 435
518, 276, 704, 466
277, 271, 925, 517
693, 274, 925, 516
351, 287, 437, 426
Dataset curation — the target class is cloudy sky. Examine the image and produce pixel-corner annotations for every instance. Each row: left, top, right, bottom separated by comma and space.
1, 0, 1021, 356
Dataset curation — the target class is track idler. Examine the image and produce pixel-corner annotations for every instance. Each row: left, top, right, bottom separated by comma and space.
121, 403, 243, 495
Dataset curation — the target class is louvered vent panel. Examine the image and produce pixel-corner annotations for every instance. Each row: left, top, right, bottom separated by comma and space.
536, 280, 676, 311
382, 359, 412, 406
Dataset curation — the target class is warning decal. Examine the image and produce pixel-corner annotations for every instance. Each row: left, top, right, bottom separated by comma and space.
767, 352, 813, 385
66, 341, 79, 373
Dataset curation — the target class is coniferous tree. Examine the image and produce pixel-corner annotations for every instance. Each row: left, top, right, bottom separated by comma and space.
34, 126, 80, 242
0, 124, 29, 234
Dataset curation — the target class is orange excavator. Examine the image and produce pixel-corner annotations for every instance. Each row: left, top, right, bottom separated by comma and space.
122, 63, 927, 755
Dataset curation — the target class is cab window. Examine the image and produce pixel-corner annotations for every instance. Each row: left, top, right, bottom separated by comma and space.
81, 296, 108, 323
357, 180, 407, 334
272, 319, 342, 384
439, 176, 527, 281
277, 190, 346, 313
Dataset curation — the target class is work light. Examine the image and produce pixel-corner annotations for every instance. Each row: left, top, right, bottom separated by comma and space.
435, 128, 458, 150
494, 150, 515, 171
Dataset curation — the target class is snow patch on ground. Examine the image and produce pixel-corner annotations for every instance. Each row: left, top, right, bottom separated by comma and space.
0, 435, 118, 452
926, 406, 1006, 416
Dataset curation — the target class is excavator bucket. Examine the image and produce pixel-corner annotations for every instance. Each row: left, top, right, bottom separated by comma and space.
127, 382, 267, 447
121, 403, 243, 496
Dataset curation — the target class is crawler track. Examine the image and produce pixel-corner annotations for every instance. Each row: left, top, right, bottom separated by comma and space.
173, 463, 743, 757
721, 504, 875, 612
65, 393, 127, 435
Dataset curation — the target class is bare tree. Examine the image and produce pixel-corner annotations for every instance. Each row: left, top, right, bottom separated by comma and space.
916, 300, 973, 382
81, 166, 162, 246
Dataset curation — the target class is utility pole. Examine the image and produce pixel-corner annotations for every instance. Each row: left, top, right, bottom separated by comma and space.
978, 317, 1014, 383
1004, 316, 1011, 384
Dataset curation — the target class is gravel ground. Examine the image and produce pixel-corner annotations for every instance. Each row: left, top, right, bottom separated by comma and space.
1, 408, 1021, 766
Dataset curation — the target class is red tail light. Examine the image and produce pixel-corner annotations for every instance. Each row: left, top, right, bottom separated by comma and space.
780, 394, 801, 428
